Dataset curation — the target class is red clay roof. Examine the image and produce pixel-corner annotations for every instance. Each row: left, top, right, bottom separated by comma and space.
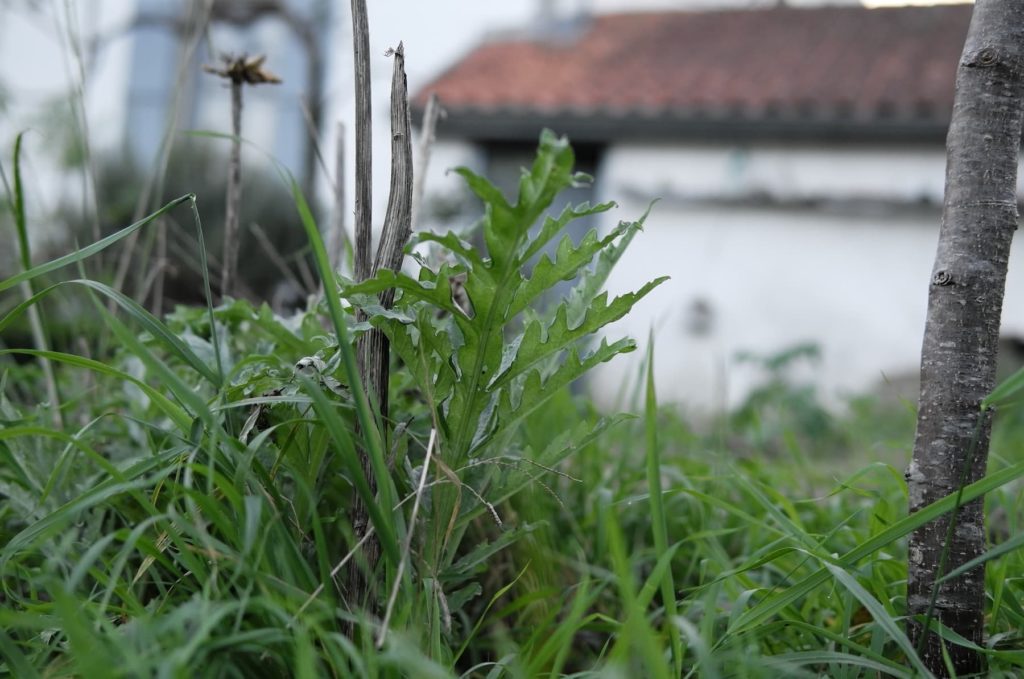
415, 4, 972, 130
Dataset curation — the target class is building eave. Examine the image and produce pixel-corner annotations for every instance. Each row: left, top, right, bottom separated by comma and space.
416, 105, 951, 145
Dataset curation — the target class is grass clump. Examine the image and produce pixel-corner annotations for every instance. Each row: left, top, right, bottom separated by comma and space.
2, 132, 1024, 678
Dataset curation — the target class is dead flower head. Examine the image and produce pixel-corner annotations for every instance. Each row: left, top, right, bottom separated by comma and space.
203, 54, 282, 85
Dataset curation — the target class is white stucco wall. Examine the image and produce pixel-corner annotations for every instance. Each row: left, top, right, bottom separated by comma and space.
587, 200, 940, 411
584, 141, 1024, 412
610, 143, 950, 203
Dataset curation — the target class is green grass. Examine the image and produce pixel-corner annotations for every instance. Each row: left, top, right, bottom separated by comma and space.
2, 133, 1024, 679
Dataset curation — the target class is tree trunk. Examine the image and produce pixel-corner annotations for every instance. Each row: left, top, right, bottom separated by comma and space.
907, 2, 1024, 675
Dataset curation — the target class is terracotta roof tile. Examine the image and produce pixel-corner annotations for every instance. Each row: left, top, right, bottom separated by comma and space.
415, 5, 971, 129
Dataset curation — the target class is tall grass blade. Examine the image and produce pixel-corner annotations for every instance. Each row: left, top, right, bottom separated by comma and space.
297, 376, 399, 567
0, 348, 190, 430
764, 651, 913, 677
288, 176, 399, 543
0, 627, 41, 679
605, 503, 672, 679
0, 279, 219, 385
937, 530, 1024, 585
190, 196, 225, 384
0, 194, 191, 293
8, 133, 30, 271
729, 458, 1024, 635
821, 560, 933, 677
6, 132, 63, 425
643, 337, 682, 676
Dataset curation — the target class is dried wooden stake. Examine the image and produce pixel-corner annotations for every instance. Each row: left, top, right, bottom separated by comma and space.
357, 39, 413, 421
351, 0, 373, 285
346, 0, 378, 613
372, 43, 414, 288
348, 38, 414, 614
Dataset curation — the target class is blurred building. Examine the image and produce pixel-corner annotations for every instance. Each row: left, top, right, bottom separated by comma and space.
0, 0, 333, 305
0, 1, 330, 215
411, 3, 1024, 411
3, 0, 1008, 411
124, 0, 331, 188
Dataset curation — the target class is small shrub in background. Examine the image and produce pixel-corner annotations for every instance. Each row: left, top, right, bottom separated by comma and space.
59, 141, 315, 305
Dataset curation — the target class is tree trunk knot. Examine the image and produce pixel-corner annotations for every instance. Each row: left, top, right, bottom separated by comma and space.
932, 270, 955, 286
967, 47, 999, 68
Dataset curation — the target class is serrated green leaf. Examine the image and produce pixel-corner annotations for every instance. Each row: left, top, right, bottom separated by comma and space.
346, 269, 461, 318
513, 130, 576, 228
509, 216, 626, 319
484, 338, 637, 454
519, 200, 616, 264
413, 231, 485, 269
490, 277, 669, 391
344, 131, 664, 576
441, 523, 535, 587
446, 583, 483, 615
564, 207, 652, 327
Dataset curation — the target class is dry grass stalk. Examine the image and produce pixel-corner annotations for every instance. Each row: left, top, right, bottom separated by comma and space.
204, 54, 281, 299
411, 93, 444, 230
327, 120, 349, 273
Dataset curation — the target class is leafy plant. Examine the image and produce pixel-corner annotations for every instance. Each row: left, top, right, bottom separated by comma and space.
344, 130, 666, 615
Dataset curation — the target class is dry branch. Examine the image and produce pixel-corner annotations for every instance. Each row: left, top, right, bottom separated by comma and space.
222, 78, 243, 299
372, 43, 414, 289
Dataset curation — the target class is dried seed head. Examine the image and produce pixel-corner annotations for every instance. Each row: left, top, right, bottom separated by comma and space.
203, 53, 282, 85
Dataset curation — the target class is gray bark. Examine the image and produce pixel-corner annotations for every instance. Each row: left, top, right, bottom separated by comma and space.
351, 0, 372, 284
359, 41, 413, 422
907, 1, 1024, 675
346, 0, 377, 613
347, 41, 413, 613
